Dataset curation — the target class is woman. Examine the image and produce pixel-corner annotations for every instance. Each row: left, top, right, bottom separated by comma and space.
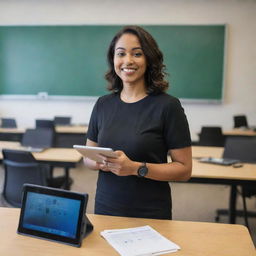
84, 25, 192, 219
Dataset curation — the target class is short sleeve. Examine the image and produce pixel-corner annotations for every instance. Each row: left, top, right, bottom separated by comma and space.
86, 98, 100, 143
163, 98, 191, 150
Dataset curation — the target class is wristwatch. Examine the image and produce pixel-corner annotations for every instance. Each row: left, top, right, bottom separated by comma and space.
137, 162, 148, 177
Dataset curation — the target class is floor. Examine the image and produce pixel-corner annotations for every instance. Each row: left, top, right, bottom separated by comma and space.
1, 162, 255, 246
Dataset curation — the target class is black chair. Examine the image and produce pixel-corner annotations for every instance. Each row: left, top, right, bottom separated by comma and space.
198, 126, 225, 147
233, 115, 248, 128
2, 149, 67, 207
1, 118, 17, 128
54, 116, 71, 126
21, 128, 70, 184
35, 119, 55, 130
21, 128, 54, 149
215, 137, 256, 229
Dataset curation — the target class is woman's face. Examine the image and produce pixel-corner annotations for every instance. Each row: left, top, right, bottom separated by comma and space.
113, 33, 147, 87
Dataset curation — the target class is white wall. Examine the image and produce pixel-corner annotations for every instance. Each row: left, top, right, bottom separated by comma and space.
0, 0, 255, 140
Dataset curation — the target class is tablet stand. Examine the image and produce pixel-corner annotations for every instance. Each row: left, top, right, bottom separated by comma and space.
82, 215, 94, 238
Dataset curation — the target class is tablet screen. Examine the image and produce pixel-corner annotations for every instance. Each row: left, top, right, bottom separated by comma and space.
23, 192, 81, 239
18, 184, 89, 247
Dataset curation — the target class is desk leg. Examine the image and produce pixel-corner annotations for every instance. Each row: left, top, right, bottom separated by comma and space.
229, 184, 237, 224
64, 167, 70, 190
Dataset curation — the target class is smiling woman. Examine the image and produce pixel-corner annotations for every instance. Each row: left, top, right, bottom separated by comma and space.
83, 25, 192, 220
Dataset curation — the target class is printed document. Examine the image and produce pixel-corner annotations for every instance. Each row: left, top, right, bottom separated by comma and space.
101, 225, 180, 256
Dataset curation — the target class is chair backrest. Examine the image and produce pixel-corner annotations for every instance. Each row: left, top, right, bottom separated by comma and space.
233, 115, 248, 128
198, 126, 225, 147
21, 128, 54, 148
223, 137, 256, 163
54, 116, 71, 126
2, 149, 47, 207
35, 119, 55, 130
1, 118, 17, 128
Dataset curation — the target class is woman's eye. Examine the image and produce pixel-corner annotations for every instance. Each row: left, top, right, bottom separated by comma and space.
116, 52, 125, 57
134, 52, 143, 57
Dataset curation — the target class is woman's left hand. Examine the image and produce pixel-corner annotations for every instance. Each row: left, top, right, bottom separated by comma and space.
102, 150, 137, 176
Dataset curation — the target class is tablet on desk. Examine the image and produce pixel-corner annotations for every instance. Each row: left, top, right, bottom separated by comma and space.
17, 184, 93, 247
73, 145, 117, 163
199, 157, 240, 166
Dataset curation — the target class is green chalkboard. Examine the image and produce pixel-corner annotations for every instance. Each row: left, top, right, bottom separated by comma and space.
0, 25, 225, 100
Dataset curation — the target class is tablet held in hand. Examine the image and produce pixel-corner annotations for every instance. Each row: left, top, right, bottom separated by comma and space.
73, 145, 117, 163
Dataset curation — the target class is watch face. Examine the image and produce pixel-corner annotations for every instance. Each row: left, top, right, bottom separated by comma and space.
138, 166, 148, 177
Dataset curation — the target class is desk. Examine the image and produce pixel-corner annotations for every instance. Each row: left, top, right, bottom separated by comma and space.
224, 129, 256, 137
55, 125, 88, 134
0, 208, 254, 256
0, 141, 82, 190
0, 126, 88, 148
192, 146, 256, 223
0, 127, 25, 141
55, 125, 88, 147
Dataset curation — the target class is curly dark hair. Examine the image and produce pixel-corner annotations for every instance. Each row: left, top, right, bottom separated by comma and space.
105, 25, 169, 94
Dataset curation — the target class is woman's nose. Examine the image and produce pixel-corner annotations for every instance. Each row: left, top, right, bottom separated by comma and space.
124, 54, 133, 64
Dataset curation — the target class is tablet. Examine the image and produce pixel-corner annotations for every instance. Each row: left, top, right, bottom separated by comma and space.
17, 184, 93, 247
199, 157, 240, 166
73, 145, 117, 163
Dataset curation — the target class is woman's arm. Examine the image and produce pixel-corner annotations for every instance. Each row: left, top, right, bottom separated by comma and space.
145, 147, 192, 181
105, 146, 192, 182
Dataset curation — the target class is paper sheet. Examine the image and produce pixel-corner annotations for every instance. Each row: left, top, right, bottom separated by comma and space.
101, 225, 180, 256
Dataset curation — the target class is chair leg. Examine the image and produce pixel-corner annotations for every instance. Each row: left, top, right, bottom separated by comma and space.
49, 166, 54, 178
241, 190, 250, 232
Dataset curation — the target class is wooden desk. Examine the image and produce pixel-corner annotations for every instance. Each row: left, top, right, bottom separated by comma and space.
54, 125, 88, 148
0, 127, 25, 141
0, 208, 254, 256
0, 126, 88, 134
0, 125, 88, 147
55, 125, 88, 134
0, 141, 82, 189
0, 128, 25, 133
192, 146, 256, 224
224, 129, 256, 137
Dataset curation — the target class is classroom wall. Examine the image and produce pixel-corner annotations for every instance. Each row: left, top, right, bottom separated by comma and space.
0, 0, 255, 140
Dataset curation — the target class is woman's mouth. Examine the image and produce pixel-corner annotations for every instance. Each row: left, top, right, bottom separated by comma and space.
121, 68, 137, 74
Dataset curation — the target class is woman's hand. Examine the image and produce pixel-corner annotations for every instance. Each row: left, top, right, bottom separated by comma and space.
102, 150, 138, 176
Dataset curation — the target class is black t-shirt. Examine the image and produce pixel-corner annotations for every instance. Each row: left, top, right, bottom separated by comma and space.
87, 92, 191, 219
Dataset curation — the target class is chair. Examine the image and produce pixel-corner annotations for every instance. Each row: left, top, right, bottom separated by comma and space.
54, 116, 71, 126
198, 126, 225, 147
35, 119, 55, 130
1, 118, 17, 128
2, 149, 67, 207
233, 115, 248, 128
21, 128, 54, 149
21, 128, 70, 184
215, 137, 256, 229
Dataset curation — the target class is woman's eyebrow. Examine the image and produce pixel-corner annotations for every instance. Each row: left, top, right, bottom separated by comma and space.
115, 47, 142, 51
115, 47, 125, 51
